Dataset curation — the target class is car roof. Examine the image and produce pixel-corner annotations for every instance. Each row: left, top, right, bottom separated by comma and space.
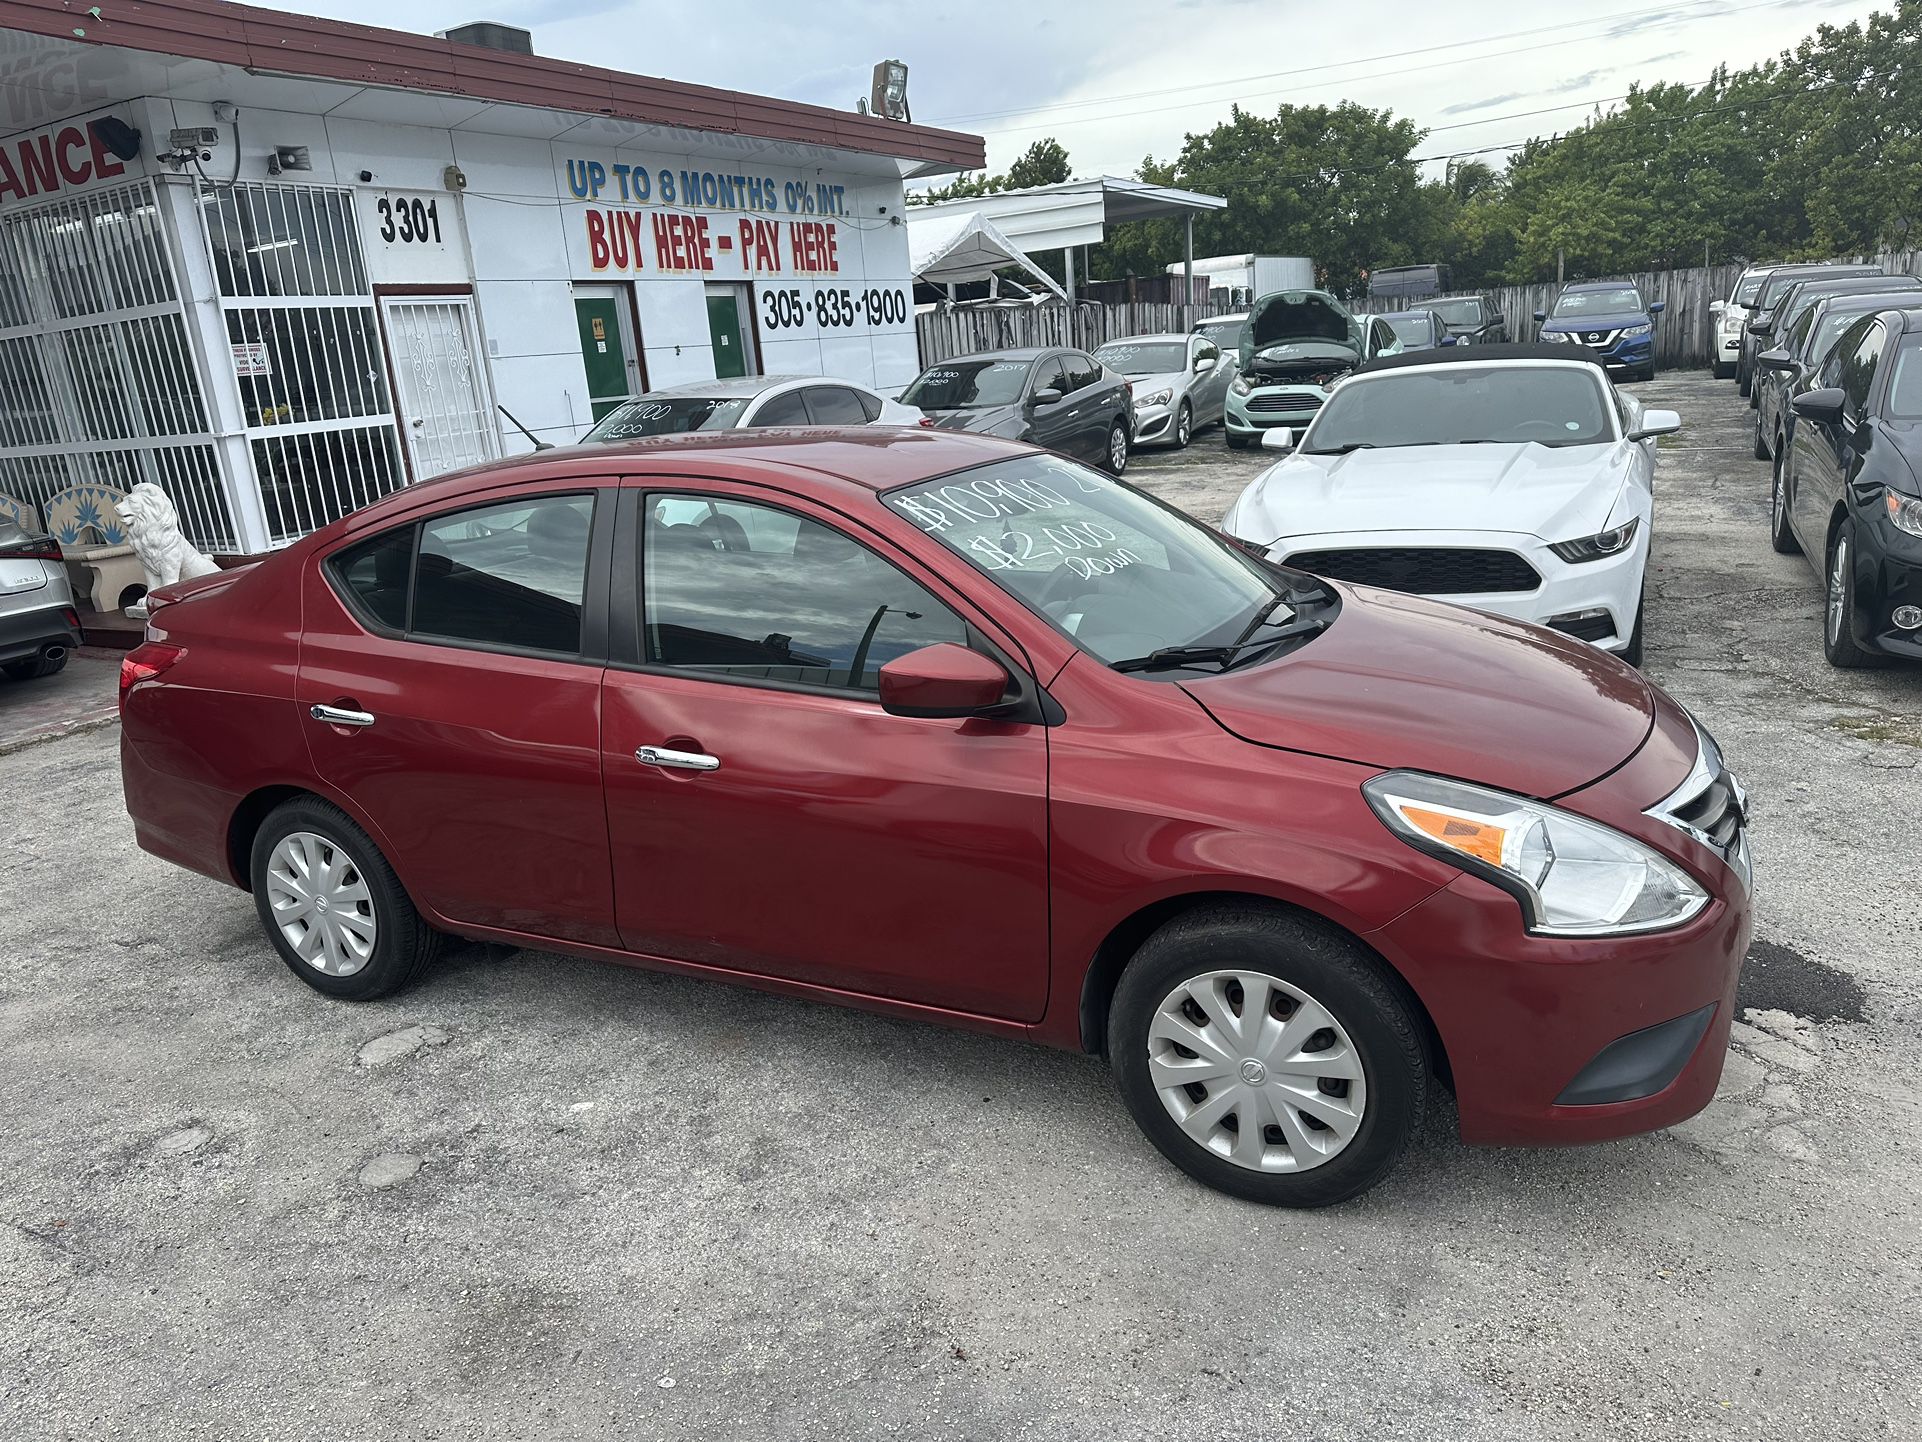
1428, 293, 1487, 303
1782, 274, 1919, 300
1098, 332, 1189, 346
1376, 309, 1438, 321
1354, 341, 1608, 376
932, 347, 1056, 363
1559, 279, 1642, 293
1881, 306, 1922, 334
1811, 289, 1921, 316
622, 374, 866, 400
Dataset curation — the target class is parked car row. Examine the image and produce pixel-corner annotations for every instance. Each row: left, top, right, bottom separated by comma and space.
1708, 260, 1922, 667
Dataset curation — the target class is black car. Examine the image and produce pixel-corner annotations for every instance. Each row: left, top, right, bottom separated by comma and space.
900, 347, 1135, 474
1374, 308, 1452, 351
1426, 293, 1507, 345
1740, 263, 1881, 399
1773, 306, 1922, 667
1752, 275, 1922, 461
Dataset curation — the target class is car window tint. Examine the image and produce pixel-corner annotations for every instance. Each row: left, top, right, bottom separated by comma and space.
642, 496, 966, 692
413, 494, 593, 655
1034, 357, 1072, 396
1064, 353, 1103, 391
1785, 307, 1817, 358
855, 389, 883, 422
1195, 338, 1220, 364
803, 386, 870, 425
332, 525, 413, 631
1816, 318, 1864, 389
1888, 341, 1922, 419
750, 389, 809, 426
1842, 322, 1886, 414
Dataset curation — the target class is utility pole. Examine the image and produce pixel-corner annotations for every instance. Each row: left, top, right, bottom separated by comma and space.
1556, 245, 1565, 283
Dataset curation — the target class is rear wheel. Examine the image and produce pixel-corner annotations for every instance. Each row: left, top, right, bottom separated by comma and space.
249, 797, 440, 1000
2, 651, 68, 681
1823, 521, 1883, 669
1770, 451, 1800, 555
1738, 361, 1752, 397
1108, 904, 1427, 1207
1105, 420, 1130, 475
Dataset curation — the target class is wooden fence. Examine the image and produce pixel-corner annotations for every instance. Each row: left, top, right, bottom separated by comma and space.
915, 253, 1922, 372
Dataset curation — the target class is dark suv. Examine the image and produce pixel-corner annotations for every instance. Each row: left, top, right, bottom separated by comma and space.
901, 348, 1136, 473
1427, 293, 1507, 346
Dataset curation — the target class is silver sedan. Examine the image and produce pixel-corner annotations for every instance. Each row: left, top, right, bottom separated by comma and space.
1094, 332, 1233, 450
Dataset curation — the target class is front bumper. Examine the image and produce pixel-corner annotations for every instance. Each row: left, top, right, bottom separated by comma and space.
1226, 384, 1329, 436
1853, 512, 1922, 658
1266, 526, 1649, 653
0, 599, 83, 666
1132, 401, 1178, 446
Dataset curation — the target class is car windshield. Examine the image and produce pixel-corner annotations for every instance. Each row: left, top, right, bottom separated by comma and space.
1428, 298, 1482, 325
1759, 269, 1873, 310
1888, 340, 1922, 419
1303, 365, 1612, 450
1382, 315, 1434, 342
1195, 319, 1243, 346
1810, 308, 1879, 361
585, 396, 749, 440
1734, 271, 1770, 305
1095, 341, 1186, 375
1551, 287, 1644, 317
884, 455, 1315, 668
900, 359, 1034, 410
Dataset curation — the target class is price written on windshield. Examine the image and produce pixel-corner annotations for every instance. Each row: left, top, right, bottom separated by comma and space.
760, 285, 911, 332
891, 474, 1140, 577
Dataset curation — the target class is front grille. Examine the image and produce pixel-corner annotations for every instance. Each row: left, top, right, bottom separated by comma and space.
1282, 546, 1541, 594
1247, 392, 1322, 414
1649, 720, 1751, 887
1581, 329, 1620, 348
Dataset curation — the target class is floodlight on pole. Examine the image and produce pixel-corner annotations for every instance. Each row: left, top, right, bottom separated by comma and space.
870, 60, 910, 122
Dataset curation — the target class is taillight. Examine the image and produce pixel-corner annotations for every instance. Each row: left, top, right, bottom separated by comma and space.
119, 643, 185, 709
917, 415, 936, 427
0, 535, 62, 561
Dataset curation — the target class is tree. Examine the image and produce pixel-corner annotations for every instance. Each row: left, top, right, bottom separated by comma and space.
912, 137, 1071, 204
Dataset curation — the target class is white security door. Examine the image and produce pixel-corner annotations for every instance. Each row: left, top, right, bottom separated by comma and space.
379, 295, 498, 480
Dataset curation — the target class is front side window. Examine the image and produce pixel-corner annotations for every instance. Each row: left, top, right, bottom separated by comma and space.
1784, 307, 1816, 359
899, 358, 1034, 410
643, 495, 966, 691
414, 495, 593, 654
1551, 287, 1644, 318
1886, 339, 1922, 419
1303, 365, 1613, 451
885, 454, 1294, 668
585, 396, 749, 440
1841, 322, 1886, 415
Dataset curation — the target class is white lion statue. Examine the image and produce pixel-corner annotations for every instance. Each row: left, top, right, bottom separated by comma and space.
115, 482, 219, 606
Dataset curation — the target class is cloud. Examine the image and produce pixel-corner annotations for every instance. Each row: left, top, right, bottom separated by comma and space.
1439, 92, 1525, 116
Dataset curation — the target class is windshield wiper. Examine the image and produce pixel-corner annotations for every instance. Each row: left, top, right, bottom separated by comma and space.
1306, 441, 1375, 455
1112, 596, 1335, 673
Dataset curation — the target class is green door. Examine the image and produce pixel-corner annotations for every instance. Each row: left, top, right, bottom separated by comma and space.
706, 293, 748, 378
575, 297, 630, 421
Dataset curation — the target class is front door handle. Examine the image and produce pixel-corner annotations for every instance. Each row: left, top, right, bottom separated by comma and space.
636, 744, 720, 772
309, 703, 375, 728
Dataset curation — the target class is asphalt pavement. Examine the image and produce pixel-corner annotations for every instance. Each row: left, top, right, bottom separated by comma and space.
2, 370, 1919, 1440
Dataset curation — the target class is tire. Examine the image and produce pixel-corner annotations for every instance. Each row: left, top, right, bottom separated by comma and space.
1770, 450, 1801, 555
1104, 420, 1130, 475
1637, 363, 1656, 383
1822, 520, 1884, 669
248, 796, 441, 1001
1738, 362, 1752, 397
2, 651, 68, 681
1173, 401, 1193, 450
1107, 904, 1428, 1208
1713, 361, 1733, 380
1225, 432, 1250, 451
1752, 409, 1770, 461
1619, 590, 1645, 668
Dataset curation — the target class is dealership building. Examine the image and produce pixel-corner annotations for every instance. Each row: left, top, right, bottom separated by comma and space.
0, 0, 982, 557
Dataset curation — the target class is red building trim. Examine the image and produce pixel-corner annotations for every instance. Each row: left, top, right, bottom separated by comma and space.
0, 0, 985, 170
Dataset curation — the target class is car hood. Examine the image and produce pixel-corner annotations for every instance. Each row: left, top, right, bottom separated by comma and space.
1120, 368, 1187, 397
1541, 312, 1648, 333
1230, 443, 1625, 544
918, 403, 1024, 435
1180, 585, 1656, 799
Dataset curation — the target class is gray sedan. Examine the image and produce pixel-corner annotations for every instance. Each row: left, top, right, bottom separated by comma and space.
1095, 331, 1232, 449
0, 519, 81, 682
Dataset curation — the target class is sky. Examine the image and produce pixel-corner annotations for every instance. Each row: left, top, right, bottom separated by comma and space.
292, 0, 1885, 182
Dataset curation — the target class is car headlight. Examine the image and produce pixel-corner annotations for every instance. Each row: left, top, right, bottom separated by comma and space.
1137, 388, 1173, 407
1230, 376, 1252, 396
1363, 772, 1709, 936
1549, 516, 1640, 563
1541, 330, 1568, 343
1886, 488, 1922, 537
1622, 323, 1652, 338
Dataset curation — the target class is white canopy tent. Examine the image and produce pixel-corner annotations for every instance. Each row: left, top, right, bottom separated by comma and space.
906, 210, 1067, 300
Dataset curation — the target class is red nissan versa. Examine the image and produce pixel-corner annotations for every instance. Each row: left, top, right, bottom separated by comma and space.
119, 430, 1752, 1206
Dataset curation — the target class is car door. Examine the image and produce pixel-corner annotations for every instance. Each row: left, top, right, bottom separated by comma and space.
1792, 322, 1880, 549
297, 488, 620, 947
598, 483, 1051, 1020
1027, 355, 1079, 455
1191, 335, 1227, 420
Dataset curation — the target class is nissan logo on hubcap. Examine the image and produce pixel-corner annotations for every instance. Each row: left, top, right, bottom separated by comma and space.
1239, 1059, 1268, 1085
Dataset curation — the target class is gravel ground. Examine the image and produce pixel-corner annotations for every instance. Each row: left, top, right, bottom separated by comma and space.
3, 370, 1920, 1439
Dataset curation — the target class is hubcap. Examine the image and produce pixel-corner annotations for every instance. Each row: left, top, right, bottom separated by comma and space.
1828, 536, 1849, 644
1146, 969, 1367, 1174
1177, 408, 1190, 444
1773, 464, 1785, 525
1111, 427, 1127, 470
265, 830, 377, 976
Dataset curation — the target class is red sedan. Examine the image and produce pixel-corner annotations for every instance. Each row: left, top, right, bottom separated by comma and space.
120, 430, 1752, 1206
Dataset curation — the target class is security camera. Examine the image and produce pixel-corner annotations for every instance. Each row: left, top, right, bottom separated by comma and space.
358, 169, 374, 183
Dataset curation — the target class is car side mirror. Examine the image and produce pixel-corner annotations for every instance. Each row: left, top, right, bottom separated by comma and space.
879, 643, 1011, 719
1790, 387, 1847, 426
1747, 318, 1773, 335
1032, 383, 1066, 406
1194, 355, 1216, 373
1709, 300, 1725, 315
1758, 349, 1796, 372
1259, 427, 1294, 451
1627, 408, 1681, 441
1648, 300, 1666, 314
1487, 313, 1503, 329
1533, 310, 1547, 323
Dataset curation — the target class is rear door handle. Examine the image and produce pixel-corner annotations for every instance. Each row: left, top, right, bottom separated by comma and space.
309, 703, 375, 728
636, 745, 720, 772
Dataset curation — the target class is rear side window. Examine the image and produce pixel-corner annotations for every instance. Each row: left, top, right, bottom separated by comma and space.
750, 389, 809, 426
803, 386, 870, 425
330, 493, 595, 656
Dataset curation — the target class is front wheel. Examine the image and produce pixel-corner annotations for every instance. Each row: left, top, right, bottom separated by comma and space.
1823, 522, 1883, 669
1225, 432, 1250, 451
1770, 452, 1800, 555
1104, 420, 1130, 475
249, 796, 441, 1000
1637, 363, 1656, 383
1619, 589, 1645, 667
1173, 401, 1192, 449
1752, 408, 1770, 461
1738, 363, 1752, 397
1713, 361, 1734, 380
1108, 905, 1428, 1208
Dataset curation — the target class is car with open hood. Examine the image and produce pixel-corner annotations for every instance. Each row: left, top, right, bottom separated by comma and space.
1535, 281, 1665, 380
900, 348, 1135, 473
1094, 331, 1231, 450
1221, 344, 1679, 665
121, 424, 1750, 1209
1224, 289, 1399, 450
